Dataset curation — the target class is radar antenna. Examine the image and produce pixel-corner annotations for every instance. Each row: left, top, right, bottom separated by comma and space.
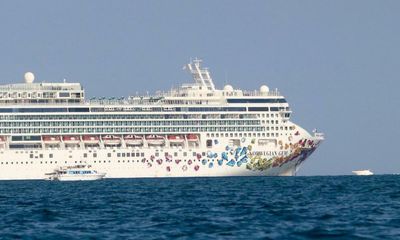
184, 58, 215, 90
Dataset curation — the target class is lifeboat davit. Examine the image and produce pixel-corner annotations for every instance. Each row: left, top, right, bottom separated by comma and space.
63, 136, 80, 145
167, 135, 185, 144
82, 135, 100, 145
102, 135, 121, 146
146, 135, 165, 146
124, 135, 143, 146
42, 136, 61, 144
186, 134, 199, 142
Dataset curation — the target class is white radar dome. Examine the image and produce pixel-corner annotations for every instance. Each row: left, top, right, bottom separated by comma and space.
24, 72, 35, 83
224, 84, 233, 91
260, 85, 269, 93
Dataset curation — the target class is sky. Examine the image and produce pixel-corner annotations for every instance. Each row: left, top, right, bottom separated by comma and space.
0, 1, 399, 175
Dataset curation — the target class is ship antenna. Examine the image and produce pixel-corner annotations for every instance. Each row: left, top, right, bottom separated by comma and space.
224, 70, 228, 85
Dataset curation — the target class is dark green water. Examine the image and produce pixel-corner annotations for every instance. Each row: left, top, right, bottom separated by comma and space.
0, 175, 399, 239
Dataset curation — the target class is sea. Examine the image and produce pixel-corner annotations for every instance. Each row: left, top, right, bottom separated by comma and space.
1, 175, 399, 239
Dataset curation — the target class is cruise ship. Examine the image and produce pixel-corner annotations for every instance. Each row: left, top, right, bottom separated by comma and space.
0, 59, 324, 180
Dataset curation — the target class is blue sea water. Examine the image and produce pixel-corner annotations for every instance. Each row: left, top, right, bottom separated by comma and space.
1, 176, 400, 239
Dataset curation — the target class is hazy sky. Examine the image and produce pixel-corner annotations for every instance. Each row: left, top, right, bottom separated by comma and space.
0, 1, 399, 175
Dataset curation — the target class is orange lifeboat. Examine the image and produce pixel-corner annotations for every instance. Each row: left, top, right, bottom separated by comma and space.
167, 135, 185, 144
42, 136, 61, 144
186, 134, 199, 142
102, 135, 121, 146
82, 135, 100, 145
63, 136, 80, 145
124, 135, 143, 146
0, 136, 6, 146
145, 135, 165, 146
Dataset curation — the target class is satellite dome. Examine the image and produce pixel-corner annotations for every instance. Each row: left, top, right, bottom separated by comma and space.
224, 84, 233, 91
24, 72, 35, 83
260, 85, 269, 93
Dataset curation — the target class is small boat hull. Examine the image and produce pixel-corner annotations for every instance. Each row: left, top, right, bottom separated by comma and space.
55, 173, 106, 181
352, 170, 374, 176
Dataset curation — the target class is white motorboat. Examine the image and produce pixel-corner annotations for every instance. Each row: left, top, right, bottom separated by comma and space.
352, 169, 374, 176
45, 165, 106, 181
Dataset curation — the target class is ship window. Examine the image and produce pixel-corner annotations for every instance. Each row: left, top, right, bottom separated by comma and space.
117, 153, 121, 157
39, 154, 43, 158
136, 153, 140, 157
193, 152, 196, 157
29, 154, 33, 158
107, 153, 111, 157
49, 154, 53, 158
155, 153, 159, 157
93, 153, 97, 158
59, 92, 70, 98
122, 153, 125, 157
183, 152, 187, 157
84, 153, 87, 158
141, 153, 144, 157
127, 153, 130, 157
174, 152, 178, 157
206, 140, 212, 148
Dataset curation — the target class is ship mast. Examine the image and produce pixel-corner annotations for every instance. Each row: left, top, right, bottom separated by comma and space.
185, 58, 216, 90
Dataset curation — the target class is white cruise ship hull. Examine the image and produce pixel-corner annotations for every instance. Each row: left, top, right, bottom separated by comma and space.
0, 131, 322, 180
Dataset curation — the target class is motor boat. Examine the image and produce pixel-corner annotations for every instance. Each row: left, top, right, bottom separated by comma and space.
352, 170, 374, 176
45, 165, 106, 181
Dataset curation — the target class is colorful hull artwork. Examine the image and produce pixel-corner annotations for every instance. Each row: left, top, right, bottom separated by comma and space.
133, 138, 320, 176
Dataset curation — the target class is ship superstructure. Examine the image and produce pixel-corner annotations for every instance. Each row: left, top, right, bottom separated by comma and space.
0, 59, 324, 180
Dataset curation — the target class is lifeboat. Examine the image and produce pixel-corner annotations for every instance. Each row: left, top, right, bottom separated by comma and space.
146, 135, 165, 146
82, 135, 100, 145
0, 136, 6, 146
102, 135, 121, 146
186, 134, 199, 142
167, 135, 185, 144
124, 135, 143, 146
42, 136, 61, 144
63, 136, 80, 145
